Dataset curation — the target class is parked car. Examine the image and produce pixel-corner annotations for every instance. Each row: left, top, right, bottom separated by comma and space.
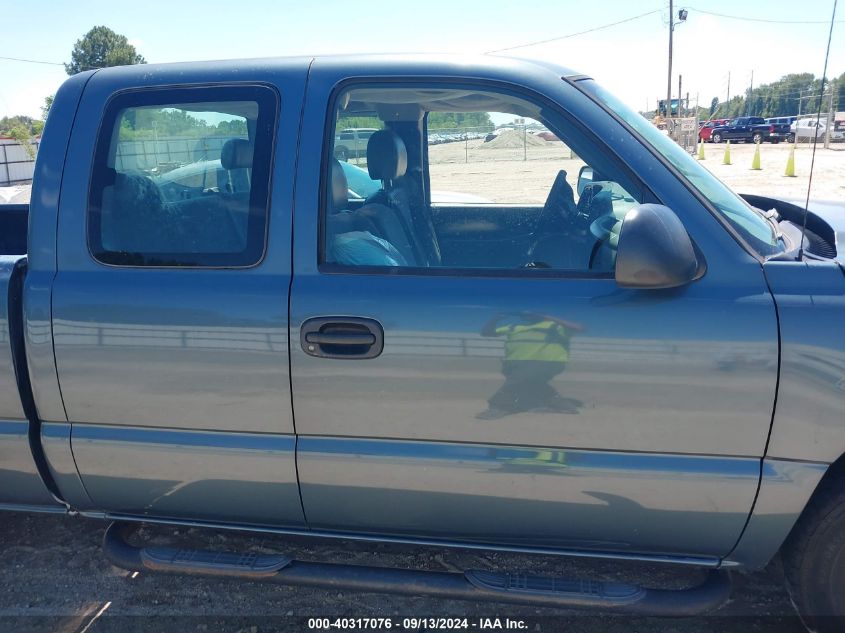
3, 54, 845, 630
698, 119, 730, 142
710, 116, 790, 143
483, 127, 511, 142
765, 116, 797, 127
334, 127, 379, 160
791, 117, 845, 142
152, 158, 251, 201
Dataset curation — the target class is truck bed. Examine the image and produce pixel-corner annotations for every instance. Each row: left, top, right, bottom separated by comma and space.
0, 255, 60, 509
0, 204, 28, 256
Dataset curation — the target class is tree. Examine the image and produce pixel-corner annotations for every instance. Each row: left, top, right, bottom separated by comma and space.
65, 26, 145, 76
709, 97, 718, 116
0, 117, 41, 159
42, 95, 54, 120
834, 72, 845, 111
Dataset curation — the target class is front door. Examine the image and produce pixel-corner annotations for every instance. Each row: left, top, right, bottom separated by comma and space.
291, 73, 778, 559
51, 72, 306, 527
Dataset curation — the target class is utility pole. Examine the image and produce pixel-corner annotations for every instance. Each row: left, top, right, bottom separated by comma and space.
667, 0, 673, 118
678, 75, 683, 117
747, 70, 754, 115
825, 80, 835, 149
726, 71, 731, 110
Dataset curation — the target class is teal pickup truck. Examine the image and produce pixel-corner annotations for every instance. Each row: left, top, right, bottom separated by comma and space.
1, 54, 845, 630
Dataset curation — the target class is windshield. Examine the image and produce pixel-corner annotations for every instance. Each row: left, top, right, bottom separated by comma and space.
578, 80, 783, 257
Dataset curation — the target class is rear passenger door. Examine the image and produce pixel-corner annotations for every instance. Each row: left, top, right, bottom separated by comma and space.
51, 69, 307, 527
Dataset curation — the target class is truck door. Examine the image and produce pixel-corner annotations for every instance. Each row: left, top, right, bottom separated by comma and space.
290, 69, 778, 559
51, 65, 307, 527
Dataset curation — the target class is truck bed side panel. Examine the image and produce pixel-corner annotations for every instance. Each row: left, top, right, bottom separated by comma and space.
0, 256, 59, 506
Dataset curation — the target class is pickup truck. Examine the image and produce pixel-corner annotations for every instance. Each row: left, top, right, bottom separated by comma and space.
710, 116, 791, 144
2, 54, 845, 630
333, 127, 378, 160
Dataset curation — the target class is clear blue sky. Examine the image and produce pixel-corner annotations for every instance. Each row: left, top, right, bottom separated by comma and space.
1, 0, 843, 119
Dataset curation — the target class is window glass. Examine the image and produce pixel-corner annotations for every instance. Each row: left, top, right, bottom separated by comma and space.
324, 85, 643, 273
579, 80, 783, 257
88, 86, 276, 267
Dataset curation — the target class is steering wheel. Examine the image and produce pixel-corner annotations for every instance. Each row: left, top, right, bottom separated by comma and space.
587, 213, 623, 270
589, 214, 618, 242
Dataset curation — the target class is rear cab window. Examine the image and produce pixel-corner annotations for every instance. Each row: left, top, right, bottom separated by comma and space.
88, 85, 278, 267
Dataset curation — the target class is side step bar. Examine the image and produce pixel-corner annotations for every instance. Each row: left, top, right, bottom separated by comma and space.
103, 522, 731, 615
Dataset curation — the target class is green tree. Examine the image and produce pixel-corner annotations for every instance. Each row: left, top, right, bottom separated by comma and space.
834, 72, 845, 110
428, 112, 493, 130
709, 97, 718, 116
0, 115, 46, 158
65, 26, 145, 75
42, 95, 55, 120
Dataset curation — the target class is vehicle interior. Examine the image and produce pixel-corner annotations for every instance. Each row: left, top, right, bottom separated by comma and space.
324, 86, 644, 273
93, 100, 262, 263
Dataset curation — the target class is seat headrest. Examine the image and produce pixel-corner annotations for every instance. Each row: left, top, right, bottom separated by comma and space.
221, 138, 253, 170
367, 130, 407, 181
329, 159, 348, 213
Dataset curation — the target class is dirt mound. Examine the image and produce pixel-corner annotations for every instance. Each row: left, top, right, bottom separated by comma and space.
481, 129, 547, 149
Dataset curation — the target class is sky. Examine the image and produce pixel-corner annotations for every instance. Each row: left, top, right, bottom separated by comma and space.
1, 0, 843, 120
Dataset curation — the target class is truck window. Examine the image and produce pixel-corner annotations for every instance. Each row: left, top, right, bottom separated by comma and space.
88, 85, 277, 267
323, 84, 644, 273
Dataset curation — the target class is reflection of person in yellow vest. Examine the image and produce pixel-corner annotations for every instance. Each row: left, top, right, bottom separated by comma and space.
477, 312, 584, 420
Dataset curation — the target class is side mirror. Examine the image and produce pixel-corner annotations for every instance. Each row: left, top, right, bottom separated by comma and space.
576, 166, 593, 197
615, 204, 703, 289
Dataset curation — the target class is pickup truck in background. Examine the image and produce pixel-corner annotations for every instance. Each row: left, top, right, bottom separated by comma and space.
333, 127, 378, 160
2, 55, 845, 631
710, 116, 791, 143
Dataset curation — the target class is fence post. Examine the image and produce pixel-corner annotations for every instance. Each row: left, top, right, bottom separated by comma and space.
1, 144, 8, 187
523, 125, 527, 161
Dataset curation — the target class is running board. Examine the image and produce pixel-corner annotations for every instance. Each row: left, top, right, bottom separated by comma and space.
103, 522, 731, 615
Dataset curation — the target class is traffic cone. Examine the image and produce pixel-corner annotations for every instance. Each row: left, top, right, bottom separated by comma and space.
723, 140, 731, 165
784, 145, 796, 177
697, 141, 705, 160
751, 142, 761, 170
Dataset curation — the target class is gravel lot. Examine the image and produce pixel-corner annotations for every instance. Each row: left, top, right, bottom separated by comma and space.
426, 137, 845, 204
0, 511, 809, 632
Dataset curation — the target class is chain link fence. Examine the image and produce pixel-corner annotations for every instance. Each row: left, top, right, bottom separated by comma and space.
663, 117, 699, 153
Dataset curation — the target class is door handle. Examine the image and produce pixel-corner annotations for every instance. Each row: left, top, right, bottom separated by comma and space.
300, 317, 384, 359
305, 332, 376, 346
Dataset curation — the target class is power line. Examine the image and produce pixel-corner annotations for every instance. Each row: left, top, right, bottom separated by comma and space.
0, 55, 63, 66
686, 6, 844, 24
487, 9, 661, 53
